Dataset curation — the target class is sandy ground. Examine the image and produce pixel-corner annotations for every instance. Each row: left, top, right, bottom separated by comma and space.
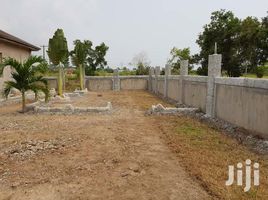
0, 91, 211, 200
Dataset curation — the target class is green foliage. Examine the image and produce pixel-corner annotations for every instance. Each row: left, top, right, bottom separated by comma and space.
167, 47, 191, 74
239, 17, 260, 73
86, 42, 109, 76
258, 13, 268, 66
131, 52, 150, 75
196, 10, 241, 77
70, 40, 92, 66
255, 65, 267, 78
47, 29, 69, 95
196, 10, 268, 77
0, 63, 4, 76
119, 67, 136, 76
47, 29, 69, 66
2, 56, 49, 112
136, 63, 149, 75
70, 40, 92, 89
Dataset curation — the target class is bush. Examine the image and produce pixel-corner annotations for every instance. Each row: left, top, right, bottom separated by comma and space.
196, 66, 208, 76
255, 66, 266, 78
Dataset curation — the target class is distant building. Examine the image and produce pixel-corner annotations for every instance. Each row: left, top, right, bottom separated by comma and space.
0, 29, 40, 64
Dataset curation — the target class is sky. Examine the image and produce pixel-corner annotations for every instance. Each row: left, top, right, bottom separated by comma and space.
1, 0, 267, 68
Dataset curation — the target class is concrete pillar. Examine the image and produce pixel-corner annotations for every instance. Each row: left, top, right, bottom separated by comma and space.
149, 67, 155, 92
113, 69, 120, 91
164, 64, 171, 98
180, 60, 189, 76
155, 66, 161, 94
206, 54, 222, 117
179, 60, 189, 104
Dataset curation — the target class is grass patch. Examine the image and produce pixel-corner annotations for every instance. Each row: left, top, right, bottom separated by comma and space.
242, 74, 268, 79
160, 116, 268, 200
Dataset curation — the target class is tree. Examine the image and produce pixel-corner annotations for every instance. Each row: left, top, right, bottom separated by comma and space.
86, 42, 109, 76
167, 47, 191, 74
239, 17, 261, 73
258, 12, 268, 66
131, 51, 150, 75
70, 40, 92, 89
196, 10, 241, 76
2, 56, 49, 112
135, 62, 149, 75
47, 29, 69, 95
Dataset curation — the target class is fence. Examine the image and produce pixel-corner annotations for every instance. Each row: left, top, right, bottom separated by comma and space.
148, 54, 268, 138
10, 55, 268, 137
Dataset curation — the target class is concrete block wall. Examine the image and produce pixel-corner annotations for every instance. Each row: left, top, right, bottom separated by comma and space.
148, 57, 268, 137
215, 78, 268, 137
183, 78, 207, 112
45, 77, 58, 90
1, 58, 266, 137
85, 75, 148, 91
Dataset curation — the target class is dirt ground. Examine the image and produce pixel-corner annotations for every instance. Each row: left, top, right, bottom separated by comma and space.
0, 91, 267, 200
0, 91, 211, 200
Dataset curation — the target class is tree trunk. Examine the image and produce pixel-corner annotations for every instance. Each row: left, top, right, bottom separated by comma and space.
22, 91, 26, 113
79, 64, 84, 90
83, 65, 86, 90
58, 64, 63, 96
35, 92, 38, 101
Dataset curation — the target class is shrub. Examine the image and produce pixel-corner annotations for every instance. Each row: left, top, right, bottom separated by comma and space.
255, 66, 266, 78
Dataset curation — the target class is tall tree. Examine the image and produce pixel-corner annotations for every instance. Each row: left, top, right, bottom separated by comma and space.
70, 40, 92, 90
2, 56, 49, 112
196, 10, 241, 76
47, 29, 69, 95
167, 47, 191, 74
258, 12, 268, 66
239, 17, 261, 73
86, 43, 109, 76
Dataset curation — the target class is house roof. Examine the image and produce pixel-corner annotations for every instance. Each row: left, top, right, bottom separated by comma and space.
0, 29, 40, 51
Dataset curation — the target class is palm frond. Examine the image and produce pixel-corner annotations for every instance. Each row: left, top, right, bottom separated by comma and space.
2, 81, 20, 98
3, 57, 22, 71
23, 56, 44, 68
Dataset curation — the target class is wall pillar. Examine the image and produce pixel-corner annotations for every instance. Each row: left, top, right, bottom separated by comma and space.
179, 60, 188, 104
113, 69, 120, 91
164, 64, 171, 98
206, 54, 222, 117
149, 67, 155, 92
155, 66, 160, 94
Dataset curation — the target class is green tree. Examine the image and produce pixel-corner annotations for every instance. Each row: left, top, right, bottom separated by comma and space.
239, 17, 261, 73
86, 42, 109, 76
135, 62, 149, 75
167, 47, 191, 74
70, 40, 92, 89
2, 56, 49, 112
196, 10, 241, 76
47, 29, 69, 95
258, 12, 268, 66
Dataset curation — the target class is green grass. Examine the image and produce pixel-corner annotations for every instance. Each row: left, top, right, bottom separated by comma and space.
242, 73, 268, 79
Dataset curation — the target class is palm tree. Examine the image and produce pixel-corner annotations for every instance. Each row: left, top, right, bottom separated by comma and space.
70, 40, 92, 90
2, 56, 49, 113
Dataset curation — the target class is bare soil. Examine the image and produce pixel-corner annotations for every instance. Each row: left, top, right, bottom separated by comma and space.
1, 91, 267, 200
0, 91, 211, 200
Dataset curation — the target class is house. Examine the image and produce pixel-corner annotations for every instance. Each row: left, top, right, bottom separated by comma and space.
0, 30, 40, 93
0, 29, 40, 64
